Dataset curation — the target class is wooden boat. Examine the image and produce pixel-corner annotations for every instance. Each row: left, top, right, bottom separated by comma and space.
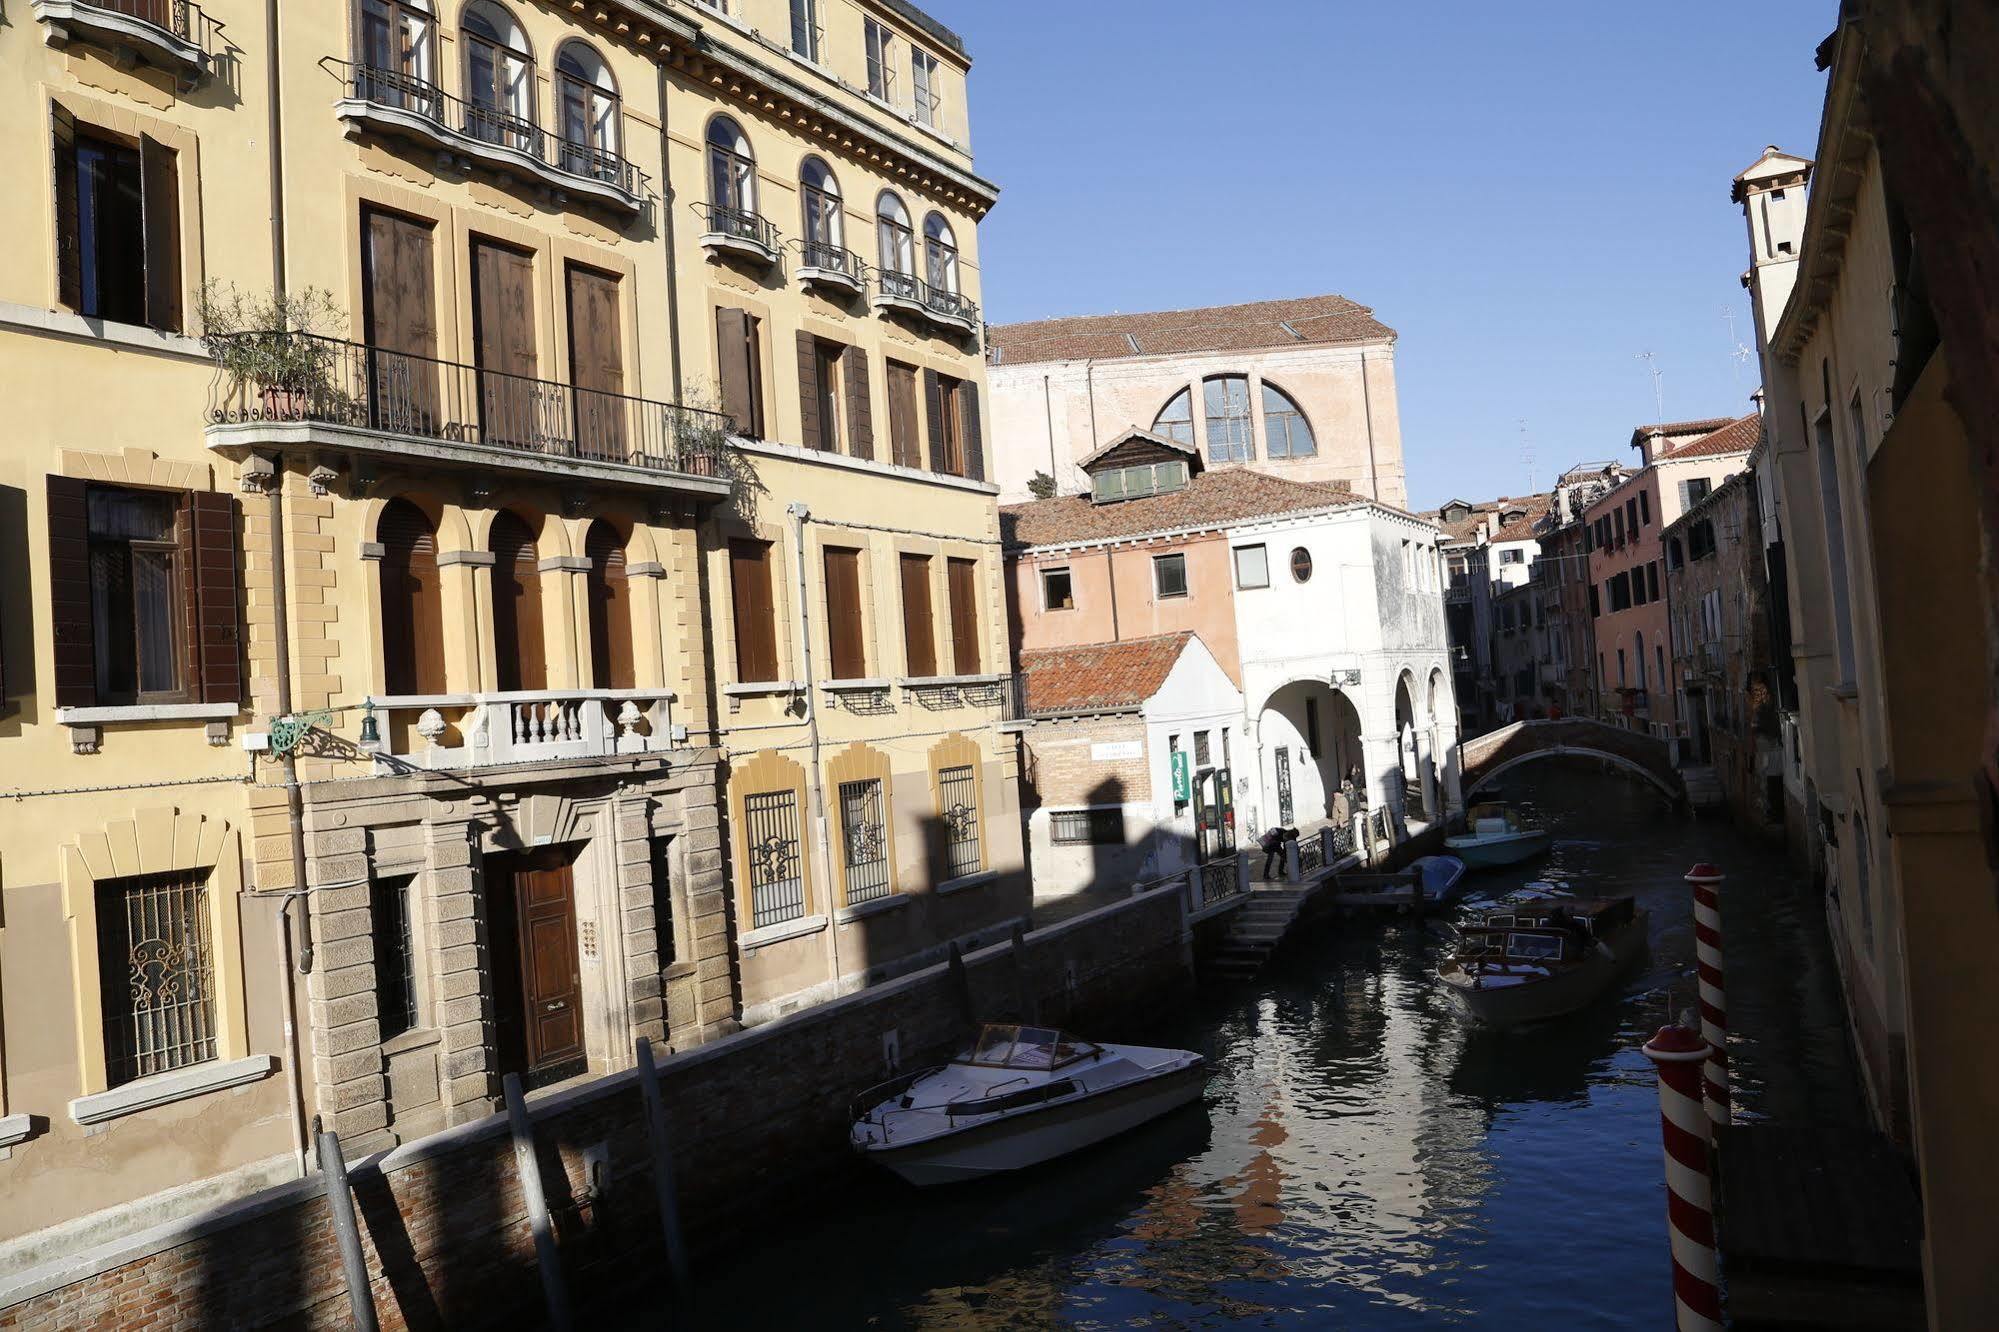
849, 1023, 1206, 1186
1410, 854, 1470, 905
1444, 803, 1552, 868
1437, 894, 1648, 1025
1330, 855, 1469, 912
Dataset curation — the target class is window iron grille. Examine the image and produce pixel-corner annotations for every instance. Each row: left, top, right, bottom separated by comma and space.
1051, 808, 1124, 846
839, 778, 892, 905
98, 869, 216, 1086
373, 874, 419, 1041
744, 790, 805, 928
938, 765, 981, 880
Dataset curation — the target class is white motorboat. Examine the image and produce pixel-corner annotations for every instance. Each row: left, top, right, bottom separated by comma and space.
1444, 802, 1552, 869
849, 1023, 1206, 1186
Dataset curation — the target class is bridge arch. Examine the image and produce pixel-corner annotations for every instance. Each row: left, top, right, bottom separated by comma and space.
1458, 719, 1684, 804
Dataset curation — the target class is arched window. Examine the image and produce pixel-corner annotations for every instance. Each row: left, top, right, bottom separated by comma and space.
799, 156, 842, 263
554, 41, 619, 180
923, 212, 958, 294
1261, 383, 1317, 459
462, 1, 534, 151
706, 116, 756, 221
1151, 387, 1194, 445
1203, 374, 1254, 463
379, 499, 445, 695
489, 510, 546, 692
357, 0, 435, 108
586, 520, 634, 690
876, 191, 913, 277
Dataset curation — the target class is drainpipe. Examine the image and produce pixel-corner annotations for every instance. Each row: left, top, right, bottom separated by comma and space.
1104, 546, 1120, 639
263, 0, 310, 1181
1359, 352, 1380, 501
656, 59, 683, 398
786, 503, 840, 993
1042, 374, 1058, 491
1084, 358, 1100, 455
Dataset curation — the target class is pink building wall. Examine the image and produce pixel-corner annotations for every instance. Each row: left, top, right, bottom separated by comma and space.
1006, 534, 1244, 684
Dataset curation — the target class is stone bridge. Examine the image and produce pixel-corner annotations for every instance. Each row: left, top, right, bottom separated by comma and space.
1458, 718, 1684, 804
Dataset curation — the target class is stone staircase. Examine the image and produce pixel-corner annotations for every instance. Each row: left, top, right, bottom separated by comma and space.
1680, 764, 1725, 810
1208, 885, 1311, 980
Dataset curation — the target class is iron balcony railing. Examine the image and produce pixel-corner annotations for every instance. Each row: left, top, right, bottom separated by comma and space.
345, 64, 640, 198
996, 673, 1030, 723
875, 268, 980, 329
795, 239, 867, 281
206, 331, 738, 478
694, 202, 781, 254
90, 0, 201, 40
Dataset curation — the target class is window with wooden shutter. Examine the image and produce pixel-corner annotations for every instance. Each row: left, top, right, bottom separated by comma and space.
139, 132, 181, 333
86, 486, 186, 704
187, 491, 242, 704
843, 345, 874, 460
472, 237, 539, 449
957, 377, 984, 481
361, 206, 442, 433
379, 498, 446, 695
823, 546, 865, 679
729, 539, 779, 682
48, 475, 96, 707
925, 372, 965, 476
567, 264, 628, 461
946, 556, 979, 674
887, 361, 921, 468
716, 307, 764, 439
585, 520, 633, 690
922, 367, 945, 472
53, 107, 82, 315
490, 509, 546, 692
899, 552, 935, 677
796, 330, 823, 452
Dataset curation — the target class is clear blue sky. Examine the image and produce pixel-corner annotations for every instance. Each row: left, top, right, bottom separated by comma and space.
927, 1, 1833, 510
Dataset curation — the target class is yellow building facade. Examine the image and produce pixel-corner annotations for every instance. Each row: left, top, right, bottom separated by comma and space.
0, 0, 1021, 1259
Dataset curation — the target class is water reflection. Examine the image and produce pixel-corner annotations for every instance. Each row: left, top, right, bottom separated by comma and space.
680, 761, 1862, 1330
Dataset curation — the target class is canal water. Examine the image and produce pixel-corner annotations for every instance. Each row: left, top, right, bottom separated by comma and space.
686, 761, 1864, 1329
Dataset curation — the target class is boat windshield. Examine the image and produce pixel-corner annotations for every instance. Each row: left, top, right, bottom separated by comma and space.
963, 1024, 1098, 1070
1505, 932, 1564, 960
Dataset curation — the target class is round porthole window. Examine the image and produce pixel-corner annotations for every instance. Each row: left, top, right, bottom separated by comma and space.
1290, 547, 1313, 582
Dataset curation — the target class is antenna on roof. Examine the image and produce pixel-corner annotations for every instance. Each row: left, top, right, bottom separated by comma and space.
1635, 351, 1665, 424
1519, 420, 1535, 494
1721, 306, 1754, 383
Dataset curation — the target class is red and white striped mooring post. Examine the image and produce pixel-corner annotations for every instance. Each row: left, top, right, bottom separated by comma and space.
1643, 1023, 1723, 1332
1684, 863, 1729, 1128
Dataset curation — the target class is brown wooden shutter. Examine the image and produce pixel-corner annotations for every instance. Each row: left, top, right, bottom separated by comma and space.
947, 556, 979, 674
899, 553, 935, 677
53, 107, 82, 314
923, 368, 945, 473
958, 380, 984, 482
586, 520, 633, 690
187, 490, 241, 703
379, 499, 445, 695
728, 540, 778, 682
796, 330, 823, 452
362, 207, 440, 429
490, 510, 546, 692
47, 474, 95, 707
887, 361, 921, 468
472, 238, 538, 448
823, 546, 865, 680
843, 345, 874, 460
139, 133, 181, 333
716, 307, 763, 439
567, 264, 626, 460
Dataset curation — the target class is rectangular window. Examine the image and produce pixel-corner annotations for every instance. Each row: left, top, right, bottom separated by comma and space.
864, 18, 895, 101
823, 546, 866, 680
728, 539, 779, 682
743, 789, 804, 928
1625, 498, 1638, 538
1090, 460, 1187, 502
54, 109, 182, 331
1689, 520, 1717, 560
1631, 570, 1646, 607
1305, 696, 1320, 754
88, 485, 186, 704
789, 0, 820, 61
372, 874, 419, 1042
1153, 552, 1188, 599
1686, 476, 1713, 507
802, 336, 842, 453
1588, 583, 1600, 617
715, 307, 765, 439
650, 836, 678, 969
1234, 544, 1269, 589
1647, 561, 1660, 602
938, 764, 981, 879
1639, 489, 1651, 526
98, 870, 215, 1087
946, 557, 980, 675
1499, 548, 1524, 564
887, 360, 923, 469
1609, 571, 1631, 611
839, 778, 892, 905
1051, 808, 1125, 845
930, 373, 968, 475
912, 48, 941, 127
1041, 567, 1074, 611
899, 552, 936, 677
1193, 730, 1211, 766
1614, 507, 1626, 547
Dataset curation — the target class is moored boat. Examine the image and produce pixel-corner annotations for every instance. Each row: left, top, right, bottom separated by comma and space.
1410, 854, 1470, 905
1437, 894, 1648, 1025
1444, 802, 1552, 868
850, 1023, 1206, 1186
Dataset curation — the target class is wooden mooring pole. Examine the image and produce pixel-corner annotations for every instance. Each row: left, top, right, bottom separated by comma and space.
503, 1073, 573, 1332
315, 1127, 379, 1332
635, 1038, 691, 1299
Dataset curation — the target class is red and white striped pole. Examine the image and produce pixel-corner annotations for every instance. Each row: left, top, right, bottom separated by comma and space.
1684, 863, 1729, 1128
1643, 1023, 1722, 1332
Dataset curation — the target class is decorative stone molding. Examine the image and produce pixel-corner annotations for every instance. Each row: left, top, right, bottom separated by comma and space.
238, 455, 277, 495
436, 549, 495, 568
625, 561, 667, 578
59, 445, 208, 492
69, 1056, 276, 1127
306, 461, 340, 497
357, 540, 387, 561
538, 555, 592, 573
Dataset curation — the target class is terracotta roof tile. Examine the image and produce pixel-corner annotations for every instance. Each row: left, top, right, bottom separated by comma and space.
988, 294, 1394, 366
1019, 633, 1194, 714
1667, 412, 1761, 459
1002, 469, 1358, 548
1424, 493, 1549, 543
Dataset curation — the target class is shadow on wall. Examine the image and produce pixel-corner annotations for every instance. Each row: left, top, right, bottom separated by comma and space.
0, 486, 33, 736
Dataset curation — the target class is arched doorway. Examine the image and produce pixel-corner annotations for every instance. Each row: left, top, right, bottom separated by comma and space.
490, 509, 546, 692
1424, 668, 1448, 818
1258, 680, 1362, 827
379, 497, 445, 695
1395, 672, 1419, 815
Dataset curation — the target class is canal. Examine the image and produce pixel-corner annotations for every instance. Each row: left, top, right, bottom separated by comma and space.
685, 761, 1865, 1329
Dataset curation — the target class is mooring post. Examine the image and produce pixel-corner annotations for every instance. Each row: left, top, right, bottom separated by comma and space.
1319, 825, 1336, 869
503, 1073, 572, 1332
315, 1128, 379, 1332
1009, 923, 1038, 1023
1235, 848, 1252, 897
1284, 836, 1302, 883
1684, 863, 1731, 1128
1351, 812, 1368, 866
947, 940, 974, 1027
635, 1038, 690, 1301
1642, 1024, 1722, 1332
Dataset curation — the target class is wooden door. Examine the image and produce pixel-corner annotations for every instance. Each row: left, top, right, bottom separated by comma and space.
490, 849, 585, 1084
361, 207, 440, 433
490, 509, 546, 692
567, 265, 627, 461
471, 237, 538, 448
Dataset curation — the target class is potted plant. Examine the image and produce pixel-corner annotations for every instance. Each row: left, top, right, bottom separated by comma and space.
196, 282, 351, 422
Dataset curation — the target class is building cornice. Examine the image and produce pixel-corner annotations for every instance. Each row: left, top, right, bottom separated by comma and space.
1771, 18, 1873, 365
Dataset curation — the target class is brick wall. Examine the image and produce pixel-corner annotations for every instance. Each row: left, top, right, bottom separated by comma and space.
1022, 716, 1151, 808
0, 889, 1192, 1330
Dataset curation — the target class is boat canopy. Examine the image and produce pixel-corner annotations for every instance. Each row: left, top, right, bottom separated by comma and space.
961, 1024, 1101, 1071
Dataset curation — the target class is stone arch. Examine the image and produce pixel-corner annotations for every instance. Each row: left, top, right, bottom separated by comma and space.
1459, 719, 1684, 803
1256, 679, 1363, 826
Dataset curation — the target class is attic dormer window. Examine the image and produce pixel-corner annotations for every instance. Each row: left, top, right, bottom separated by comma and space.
1092, 460, 1188, 504
1442, 503, 1469, 522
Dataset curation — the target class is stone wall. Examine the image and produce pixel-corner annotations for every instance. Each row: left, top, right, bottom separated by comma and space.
0, 887, 1194, 1330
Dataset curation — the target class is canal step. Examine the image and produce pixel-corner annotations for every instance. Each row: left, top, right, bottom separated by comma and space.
1679, 764, 1725, 809
1209, 887, 1311, 979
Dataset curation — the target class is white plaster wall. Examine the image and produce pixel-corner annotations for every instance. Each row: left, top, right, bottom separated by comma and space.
1141, 637, 1249, 870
